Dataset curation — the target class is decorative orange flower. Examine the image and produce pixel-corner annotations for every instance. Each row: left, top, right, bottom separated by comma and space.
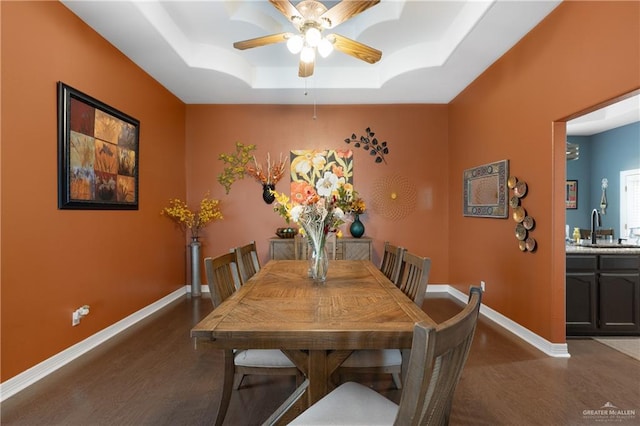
290, 181, 316, 204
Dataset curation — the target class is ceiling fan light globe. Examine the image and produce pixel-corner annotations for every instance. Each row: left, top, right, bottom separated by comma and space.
318, 38, 333, 58
301, 46, 316, 63
305, 27, 322, 47
287, 35, 304, 54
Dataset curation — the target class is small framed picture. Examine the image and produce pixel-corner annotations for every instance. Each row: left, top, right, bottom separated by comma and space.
566, 180, 578, 209
57, 82, 140, 209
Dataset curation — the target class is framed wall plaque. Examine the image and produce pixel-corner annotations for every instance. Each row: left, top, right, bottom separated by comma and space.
463, 159, 509, 218
58, 82, 139, 209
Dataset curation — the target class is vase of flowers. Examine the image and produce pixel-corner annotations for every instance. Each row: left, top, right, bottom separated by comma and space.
245, 152, 287, 204
347, 194, 366, 238
161, 192, 223, 296
262, 183, 276, 204
272, 171, 354, 283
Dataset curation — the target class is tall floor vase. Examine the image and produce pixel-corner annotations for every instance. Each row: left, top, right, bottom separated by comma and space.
190, 238, 202, 297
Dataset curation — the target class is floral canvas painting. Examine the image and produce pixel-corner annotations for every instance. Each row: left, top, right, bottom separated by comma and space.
289, 149, 354, 202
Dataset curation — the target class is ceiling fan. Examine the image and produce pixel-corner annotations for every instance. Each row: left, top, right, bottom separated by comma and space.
233, 0, 382, 78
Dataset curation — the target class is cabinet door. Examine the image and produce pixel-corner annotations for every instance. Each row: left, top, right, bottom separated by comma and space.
343, 239, 372, 260
270, 239, 295, 260
599, 272, 640, 334
566, 273, 597, 335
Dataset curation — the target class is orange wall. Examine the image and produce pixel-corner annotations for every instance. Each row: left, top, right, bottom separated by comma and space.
1, 2, 186, 381
448, 1, 640, 343
186, 104, 450, 277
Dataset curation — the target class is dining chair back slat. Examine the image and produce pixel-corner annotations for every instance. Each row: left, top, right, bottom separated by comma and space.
397, 252, 431, 308
380, 242, 406, 285
234, 241, 261, 285
204, 252, 240, 307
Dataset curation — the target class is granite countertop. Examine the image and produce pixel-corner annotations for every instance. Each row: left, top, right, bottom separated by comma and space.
566, 243, 640, 254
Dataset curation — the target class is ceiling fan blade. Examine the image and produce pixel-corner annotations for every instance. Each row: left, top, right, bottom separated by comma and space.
233, 33, 291, 50
299, 59, 315, 78
320, 0, 380, 29
269, 0, 303, 23
330, 33, 382, 64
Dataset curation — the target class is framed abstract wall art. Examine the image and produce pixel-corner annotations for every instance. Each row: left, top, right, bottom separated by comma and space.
57, 82, 140, 209
463, 159, 509, 218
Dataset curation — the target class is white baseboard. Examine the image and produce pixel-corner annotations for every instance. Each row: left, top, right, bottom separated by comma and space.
0, 287, 186, 402
439, 286, 570, 358
185, 284, 211, 293
1, 283, 569, 402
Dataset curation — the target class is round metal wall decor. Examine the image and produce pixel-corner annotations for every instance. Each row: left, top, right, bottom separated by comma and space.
370, 174, 417, 221
508, 175, 537, 253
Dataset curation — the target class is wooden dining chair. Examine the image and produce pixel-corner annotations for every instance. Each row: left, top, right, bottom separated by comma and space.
285, 287, 483, 426
337, 251, 432, 389
204, 252, 300, 390
397, 251, 432, 308
379, 241, 406, 285
233, 241, 261, 285
204, 253, 239, 308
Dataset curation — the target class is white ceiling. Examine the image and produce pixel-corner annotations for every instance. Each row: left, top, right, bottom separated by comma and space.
61, 0, 637, 134
566, 94, 640, 136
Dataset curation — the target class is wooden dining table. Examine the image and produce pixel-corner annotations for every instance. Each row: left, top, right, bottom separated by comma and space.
191, 259, 434, 425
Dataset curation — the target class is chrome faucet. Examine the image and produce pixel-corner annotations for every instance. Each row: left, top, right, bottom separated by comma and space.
590, 209, 601, 244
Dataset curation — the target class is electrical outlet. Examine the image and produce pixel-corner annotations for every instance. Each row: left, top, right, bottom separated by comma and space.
480, 281, 486, 292
72, 305, 90, 326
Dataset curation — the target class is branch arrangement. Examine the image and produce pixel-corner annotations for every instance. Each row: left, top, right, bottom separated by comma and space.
245, 152, 287, 186
344, 127, 389, 164
217, 142, 256, 194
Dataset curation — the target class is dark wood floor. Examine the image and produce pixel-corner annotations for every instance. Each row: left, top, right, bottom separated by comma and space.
2, 293, 639, 425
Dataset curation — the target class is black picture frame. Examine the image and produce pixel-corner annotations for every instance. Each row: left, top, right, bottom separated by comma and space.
566, 180, 578, 209
58, 82, 139, 210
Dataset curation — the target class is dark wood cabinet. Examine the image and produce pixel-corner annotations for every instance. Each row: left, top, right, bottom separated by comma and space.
566, 271, 597, 332
566, 254, 640, 336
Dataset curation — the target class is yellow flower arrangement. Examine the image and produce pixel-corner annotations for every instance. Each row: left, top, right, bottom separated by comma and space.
350, 197, 366, 215
161, 192, 223, 239
336, 185, 366, 215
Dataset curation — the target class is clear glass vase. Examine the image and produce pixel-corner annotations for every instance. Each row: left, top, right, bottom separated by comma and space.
309, 243, 329, 283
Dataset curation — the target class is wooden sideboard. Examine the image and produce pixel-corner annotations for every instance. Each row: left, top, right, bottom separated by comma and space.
269, 237, 373, 260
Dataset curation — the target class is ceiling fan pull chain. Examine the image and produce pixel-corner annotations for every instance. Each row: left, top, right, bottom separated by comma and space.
304, 77, 318, 120
313, 97, 317, 120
